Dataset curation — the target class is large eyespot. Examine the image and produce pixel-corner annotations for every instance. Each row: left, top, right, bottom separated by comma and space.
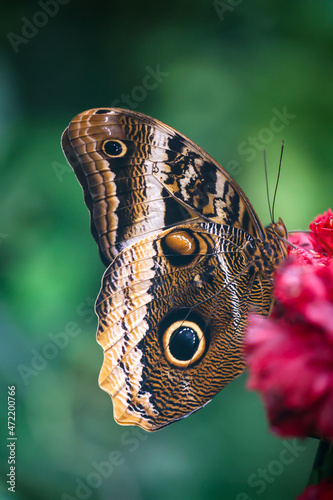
102, 139, 127, 158
163, 320, 206, 368
161, 230, 198, 267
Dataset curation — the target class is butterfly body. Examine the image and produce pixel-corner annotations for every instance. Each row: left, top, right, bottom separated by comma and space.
62, 108, 288, 431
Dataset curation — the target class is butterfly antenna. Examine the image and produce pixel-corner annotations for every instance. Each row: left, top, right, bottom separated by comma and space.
264, 149, 273, 222
272, 140, 284, 222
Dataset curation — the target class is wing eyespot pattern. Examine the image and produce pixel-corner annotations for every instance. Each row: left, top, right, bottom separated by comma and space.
159, 310, 209, 368
161, 230, 199, 267
163, 321, 206, 367
102, 139, 127, 158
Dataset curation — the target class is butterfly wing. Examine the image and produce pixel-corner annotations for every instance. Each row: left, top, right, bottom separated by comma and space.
96, 222, 273, 431
61, 108, 265, 265
62, 108, 285, 430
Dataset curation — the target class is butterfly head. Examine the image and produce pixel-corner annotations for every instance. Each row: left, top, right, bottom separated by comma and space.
263, 217, 289, 268
243, 217, 288, 278
268, 217, 288, 239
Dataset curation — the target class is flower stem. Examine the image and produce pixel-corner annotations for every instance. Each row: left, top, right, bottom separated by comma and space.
309, 439, 333, 485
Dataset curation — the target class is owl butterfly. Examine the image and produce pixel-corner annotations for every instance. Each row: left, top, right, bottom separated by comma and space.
62, 108, 288, 431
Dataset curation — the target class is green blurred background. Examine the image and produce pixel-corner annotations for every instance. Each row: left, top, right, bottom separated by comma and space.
1, 1, 332, 499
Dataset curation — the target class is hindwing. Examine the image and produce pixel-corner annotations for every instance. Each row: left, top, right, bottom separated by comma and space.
96, 223, 272, 431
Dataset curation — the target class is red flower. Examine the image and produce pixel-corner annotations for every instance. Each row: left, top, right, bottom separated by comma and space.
287, 234, 330, 267
296, 479, 333, 500
309, 208, 333, 256
245, 258, 333, 439
288, 232, 327, 261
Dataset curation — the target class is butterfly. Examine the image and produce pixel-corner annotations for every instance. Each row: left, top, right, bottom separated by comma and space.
61, 108, 288, 431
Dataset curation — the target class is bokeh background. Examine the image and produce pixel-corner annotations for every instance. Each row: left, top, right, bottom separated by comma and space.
1, 1, 332, 499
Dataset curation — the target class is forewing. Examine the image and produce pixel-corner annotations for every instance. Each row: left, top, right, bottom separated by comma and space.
61, 108, 265, 265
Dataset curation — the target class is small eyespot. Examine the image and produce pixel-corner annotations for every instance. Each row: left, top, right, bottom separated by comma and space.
163, 320, 206, 368
102, 140, 127, 158
95, 109, 111, 114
